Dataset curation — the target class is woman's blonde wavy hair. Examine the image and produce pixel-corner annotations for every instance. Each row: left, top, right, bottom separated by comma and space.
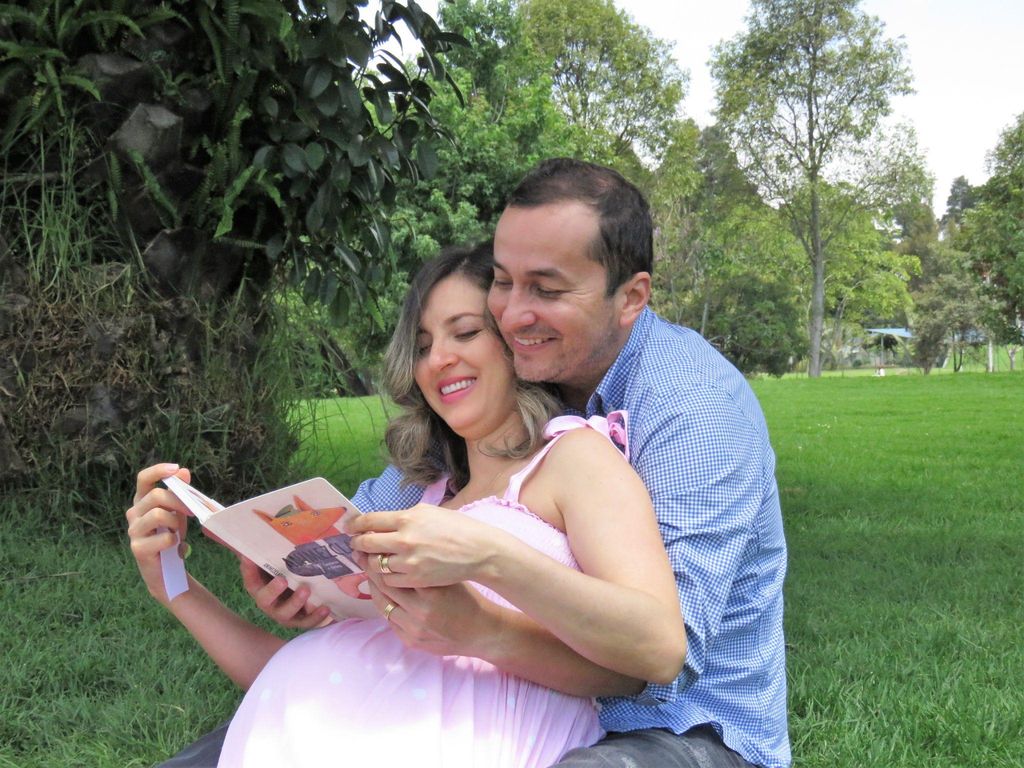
382, 242, 561, 489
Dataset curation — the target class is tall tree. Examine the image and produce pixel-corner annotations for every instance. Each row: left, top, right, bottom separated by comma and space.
822, 200, 919, 367
957, 112, 1024, 368
650, 124, 806, 374
896, 198, 943, 291
521, 0, 685, 165
908, 244, 991, 373
942, 175, 979, 230
712, 0, 924, 376
425, 0, 578, 229
330, 0, 580, 373
648, 120, 705, 323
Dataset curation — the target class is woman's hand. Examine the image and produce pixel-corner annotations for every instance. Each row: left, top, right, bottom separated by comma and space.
238, 557, 332, 629
126, 464, 291, 689
347, 503, 505, 588
362, 568, 496, 657
125, 463, 192, 606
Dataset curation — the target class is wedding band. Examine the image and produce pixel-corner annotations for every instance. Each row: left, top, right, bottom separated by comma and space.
383, 602, 396, 622
379, 554, 393, 574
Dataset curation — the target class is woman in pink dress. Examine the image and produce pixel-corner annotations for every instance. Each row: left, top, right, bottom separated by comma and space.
127, 243, 684, 767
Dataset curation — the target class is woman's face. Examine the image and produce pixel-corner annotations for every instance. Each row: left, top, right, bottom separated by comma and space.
413, 274, 519, 442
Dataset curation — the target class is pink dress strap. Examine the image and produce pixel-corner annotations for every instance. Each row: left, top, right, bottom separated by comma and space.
503, 410, 630, 504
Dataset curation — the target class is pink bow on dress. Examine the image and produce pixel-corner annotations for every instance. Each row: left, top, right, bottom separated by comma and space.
542, 410, 630, 461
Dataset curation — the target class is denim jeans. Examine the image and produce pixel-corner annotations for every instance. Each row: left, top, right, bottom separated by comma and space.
155, 720, 229, 768
156, 721, 755, 768
554, 725, 756, 768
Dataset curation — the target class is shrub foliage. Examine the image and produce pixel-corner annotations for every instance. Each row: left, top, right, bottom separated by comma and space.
0, 0, 458, 531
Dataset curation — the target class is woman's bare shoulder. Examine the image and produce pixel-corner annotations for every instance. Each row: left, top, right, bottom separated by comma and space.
538, 426, 630, 477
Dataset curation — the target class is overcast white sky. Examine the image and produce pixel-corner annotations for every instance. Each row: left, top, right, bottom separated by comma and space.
613, 0, 1024, 214
414, 1, 1024, 213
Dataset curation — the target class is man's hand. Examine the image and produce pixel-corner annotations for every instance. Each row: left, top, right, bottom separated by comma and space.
362, 567, 644, 698
239, 557, 332, 629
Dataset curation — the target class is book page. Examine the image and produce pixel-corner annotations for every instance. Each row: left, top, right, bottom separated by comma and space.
163, 475, 224, 524
164, 477, 376, 621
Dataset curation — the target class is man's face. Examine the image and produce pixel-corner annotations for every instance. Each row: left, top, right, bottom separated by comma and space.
488, 201, 631, 407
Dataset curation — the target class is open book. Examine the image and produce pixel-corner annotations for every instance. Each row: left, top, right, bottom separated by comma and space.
159, 476, 376, 621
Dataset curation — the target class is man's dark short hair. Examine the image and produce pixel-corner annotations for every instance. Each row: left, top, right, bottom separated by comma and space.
506, 158, 653, 294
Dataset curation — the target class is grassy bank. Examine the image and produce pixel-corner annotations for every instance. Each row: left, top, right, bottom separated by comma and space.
2, 375, 1021, 766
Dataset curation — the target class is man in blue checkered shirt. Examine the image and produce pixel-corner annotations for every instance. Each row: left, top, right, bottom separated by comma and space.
163, 159, 789, 768
350, 159, 789, 767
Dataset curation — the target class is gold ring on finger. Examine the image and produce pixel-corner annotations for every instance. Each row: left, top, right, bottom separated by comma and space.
383, 602, 396, 622
379, 553, 393, 574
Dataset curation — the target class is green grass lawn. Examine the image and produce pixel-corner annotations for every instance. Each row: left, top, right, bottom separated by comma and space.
290, 395, 398, 490
2, 376, 1021, 767
753, 373, 1024, 766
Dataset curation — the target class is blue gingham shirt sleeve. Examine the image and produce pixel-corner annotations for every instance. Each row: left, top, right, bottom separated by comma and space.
350, 463, 426, 513
614, 384, 764, 706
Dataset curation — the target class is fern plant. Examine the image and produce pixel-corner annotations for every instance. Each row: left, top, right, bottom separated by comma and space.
0, 1, 177, 154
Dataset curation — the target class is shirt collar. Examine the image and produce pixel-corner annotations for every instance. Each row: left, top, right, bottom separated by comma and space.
578, 307, 654, 418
